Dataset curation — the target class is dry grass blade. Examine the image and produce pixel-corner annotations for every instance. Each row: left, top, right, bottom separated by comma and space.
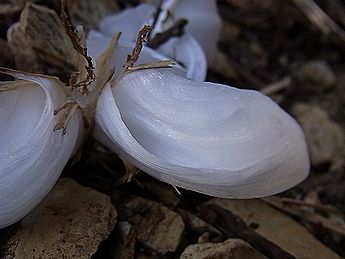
292, 0, 345, 43
260, 77, 291, 95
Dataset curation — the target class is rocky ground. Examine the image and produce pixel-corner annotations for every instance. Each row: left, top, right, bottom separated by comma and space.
0, 0, 345, 258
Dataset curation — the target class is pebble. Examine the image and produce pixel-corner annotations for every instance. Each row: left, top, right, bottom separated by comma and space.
292, 103, 344, 169
111, 221, 136, 259
117, 196, 184, 255
180, 238, 267, 259
298, 60, 337, 90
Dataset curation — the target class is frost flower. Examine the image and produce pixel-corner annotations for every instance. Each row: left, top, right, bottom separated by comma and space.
0, 3, 309, 229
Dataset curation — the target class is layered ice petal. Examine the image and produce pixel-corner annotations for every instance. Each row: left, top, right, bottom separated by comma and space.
94, 69, 309, 198
0, 70, 81, 228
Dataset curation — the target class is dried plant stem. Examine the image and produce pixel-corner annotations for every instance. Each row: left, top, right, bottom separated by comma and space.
260, 77, 291, 95
111, 25, 175, 86
53, 102, 79, 135
124, 25, 153, 69
148, 18, 188, 49
292, 0, 345, 43
60, 0, 95, 94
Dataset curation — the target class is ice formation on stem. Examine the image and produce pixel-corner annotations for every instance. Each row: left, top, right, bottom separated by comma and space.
94, 68, 310, 198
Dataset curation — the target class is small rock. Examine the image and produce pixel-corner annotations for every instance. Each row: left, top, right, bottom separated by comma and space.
111, 221, 136, 259
0, 39, 15, 69
220, 21, 241, 43
118, 196, 184, 255
178, 209, 222, 238
6, 178, 116, 259
298, 60, 337, 90
141, 181, 180, 208
0, 0, 39, 14
211, 50, 239, 79
180, 238, 267, 259
292, 103, 344, 169
67, 0, 119, 31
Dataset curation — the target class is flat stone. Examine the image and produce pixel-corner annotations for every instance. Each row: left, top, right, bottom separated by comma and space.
141, 181, 180, 208
298, 60, 337, 90
178, 209, 221, 237
220, 21, 241, 42
206, 199, 341, 259
118, 196, 184, 255
8, 3, 79, 76
292, 103, 344, 169
66, 0, 119, 30
7, 178, 116, 259
180, 238, 267, 259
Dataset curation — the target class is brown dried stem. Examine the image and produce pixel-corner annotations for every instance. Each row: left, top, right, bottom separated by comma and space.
60, 0, 95, 94
148, 19, 188, 49
124, 25, 153, 69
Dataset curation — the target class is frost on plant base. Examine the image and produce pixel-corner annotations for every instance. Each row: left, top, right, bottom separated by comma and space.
56, 2, 175, 135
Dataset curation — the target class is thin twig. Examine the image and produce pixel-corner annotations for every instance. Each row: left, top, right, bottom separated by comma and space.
110, 25, 175, 87
260, 77, 291, 95
148, 19, 188, 49
292, 0, 345, 43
